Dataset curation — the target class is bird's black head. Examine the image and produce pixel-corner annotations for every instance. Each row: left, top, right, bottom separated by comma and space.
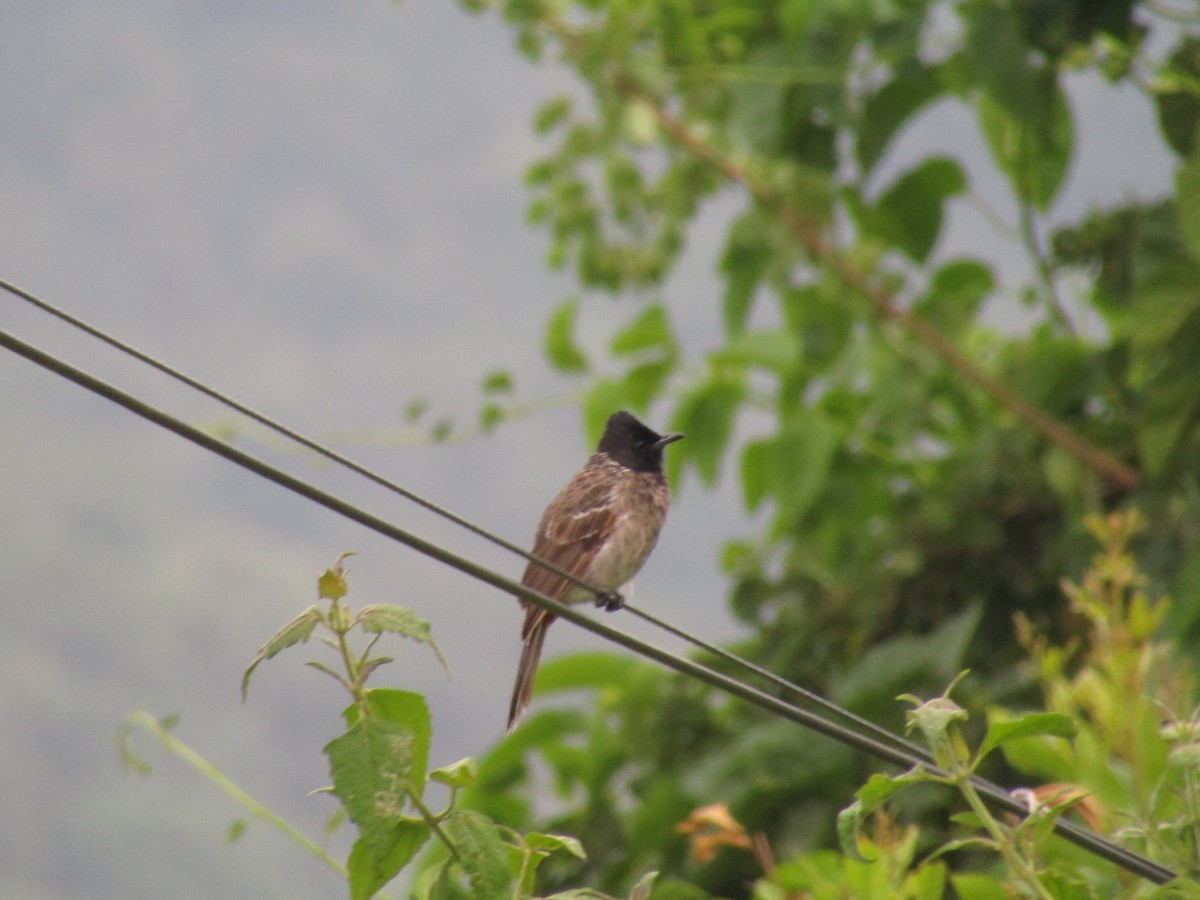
597, 411, 684, 473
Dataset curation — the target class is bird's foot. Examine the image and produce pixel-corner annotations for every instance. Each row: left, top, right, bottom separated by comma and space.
595, 590, 625, 612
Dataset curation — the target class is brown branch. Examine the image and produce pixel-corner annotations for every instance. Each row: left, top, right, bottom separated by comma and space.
608, 73, 1140, 490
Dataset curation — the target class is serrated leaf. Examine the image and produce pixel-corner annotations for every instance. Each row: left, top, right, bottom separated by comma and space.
347, 820, 431, 900
545, 298, 590, 373
978, 711, 1076, 761
345, 689, 432, 799
240, 605, 324, 700
355, 604, 450, 675
325, 719, 416, 845
332, 723, 432, 900
442, 810, 513, 899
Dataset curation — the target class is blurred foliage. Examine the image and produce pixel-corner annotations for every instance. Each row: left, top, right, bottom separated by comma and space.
447, 0, 1200, 896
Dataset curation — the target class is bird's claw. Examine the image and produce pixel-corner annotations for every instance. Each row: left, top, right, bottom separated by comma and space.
596, 590, 625, 612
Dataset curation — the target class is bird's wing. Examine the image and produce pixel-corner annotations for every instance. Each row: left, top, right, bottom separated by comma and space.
520, 465, 617, 632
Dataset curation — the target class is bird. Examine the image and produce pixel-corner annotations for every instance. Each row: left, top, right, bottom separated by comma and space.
507, 410, 684, 731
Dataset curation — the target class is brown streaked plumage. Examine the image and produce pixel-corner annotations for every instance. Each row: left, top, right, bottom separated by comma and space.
507, 411, 684, 731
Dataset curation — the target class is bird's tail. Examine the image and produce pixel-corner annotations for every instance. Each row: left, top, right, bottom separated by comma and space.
507, 611, 552, 732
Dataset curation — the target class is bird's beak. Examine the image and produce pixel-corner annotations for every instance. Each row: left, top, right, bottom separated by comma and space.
654, 432, 685, 451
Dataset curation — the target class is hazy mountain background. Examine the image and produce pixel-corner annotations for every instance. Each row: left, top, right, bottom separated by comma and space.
0, 2, 1173, 897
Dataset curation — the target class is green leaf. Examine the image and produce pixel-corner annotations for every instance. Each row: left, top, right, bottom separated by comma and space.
355, 605, 450, 675
1155, 37, 1200, 156
326, 718, 416, 837
346, 689, 432, 798
623, 360, 673, 412
863, 157, 967, 262
857, 61, 944, 174
535, 650, 644, 694
319, 554, 354, 599
611, 304, 673, 356
584, 378, 629, 444
740, 416, 839, 525
671, 378, 744, 487
978, 711, 1076, 761
328, 717, 430, 899
535, 95, 573, 134
481, 370, 514, 393
905, 696, 968, 747
719, 210, 773, 335
712, 328, 800, 374
629, 871, 658, 900
833, 605, 982, 712
430, 757, 478, 789
348, 820, 431, 900
240, 604, 323, 701
524, 832, 586, 859
915, 259, 994, 336
1176, 148, 1200, 261
837, 767, 928, 863
545, 298, 590, 373
644, 881, 712, 900
978, 86, 1073, 211
949, 872, 1012, 900
442, 810, 513, 899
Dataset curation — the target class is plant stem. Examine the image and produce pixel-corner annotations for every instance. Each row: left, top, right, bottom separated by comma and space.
950, 752, 1055, 900
123, 711, 396, 900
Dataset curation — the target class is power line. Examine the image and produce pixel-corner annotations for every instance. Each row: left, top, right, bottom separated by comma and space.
0, 280, 1093, 808
0, 324, 1176, 885
0, 277, 931, 764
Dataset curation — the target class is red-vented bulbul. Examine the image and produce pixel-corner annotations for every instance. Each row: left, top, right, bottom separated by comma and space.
507, 411, 684, 731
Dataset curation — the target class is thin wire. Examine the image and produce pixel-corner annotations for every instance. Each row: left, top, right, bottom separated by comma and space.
0, 325, 1177, 886
0, 277, 928, 762
623, 605, 934, 759
0, 278, 592, 591
624, 604, 1031, 815
0, 282, 1174, 871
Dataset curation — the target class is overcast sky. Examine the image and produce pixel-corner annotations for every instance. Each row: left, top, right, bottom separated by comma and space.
0, 3, 1177, 898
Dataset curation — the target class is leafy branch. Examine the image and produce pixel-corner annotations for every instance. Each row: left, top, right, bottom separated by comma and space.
525, 4, 1141, 490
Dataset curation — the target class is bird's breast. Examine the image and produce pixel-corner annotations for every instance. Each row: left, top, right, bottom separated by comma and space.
567, 470, 670, 601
